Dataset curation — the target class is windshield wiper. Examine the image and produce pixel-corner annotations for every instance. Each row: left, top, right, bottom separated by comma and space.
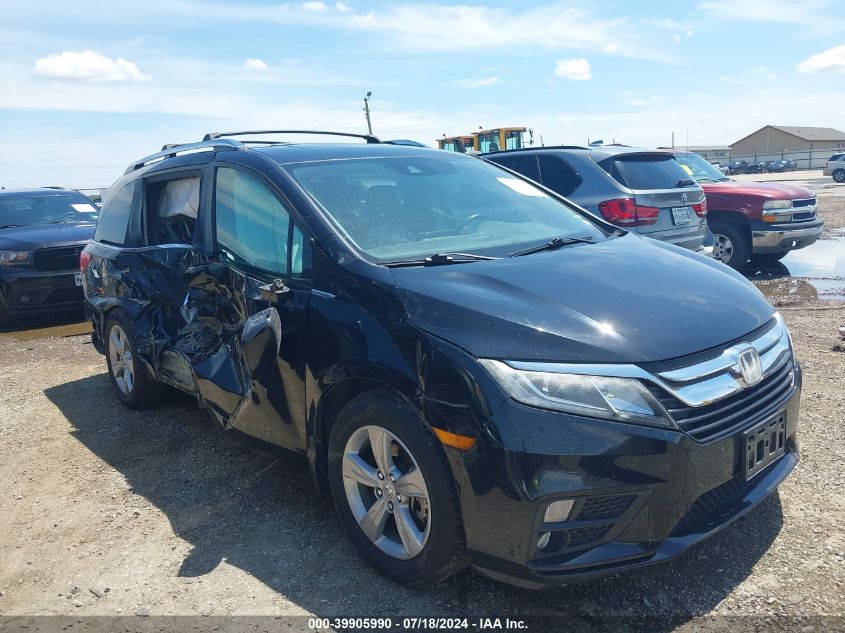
384, 252, 497, 268
510, 236, 594, 257
675, 179, 696, 187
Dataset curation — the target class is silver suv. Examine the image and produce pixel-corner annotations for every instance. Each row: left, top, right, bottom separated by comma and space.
823, 153, 845, 183
484, 146, 708, 252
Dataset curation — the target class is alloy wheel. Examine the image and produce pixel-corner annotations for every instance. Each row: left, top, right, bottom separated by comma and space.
342, 425, 431, 560
108, 324, 135, 395
712, 233, 734, 264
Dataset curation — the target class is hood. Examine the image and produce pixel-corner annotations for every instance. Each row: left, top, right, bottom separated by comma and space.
0, 222, 95, 250
391, 234, 774, 363
701, 180, 814, 201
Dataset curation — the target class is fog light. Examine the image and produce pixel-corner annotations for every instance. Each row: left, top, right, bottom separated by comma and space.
537, 531, 551, 550
544, 499, 574, 524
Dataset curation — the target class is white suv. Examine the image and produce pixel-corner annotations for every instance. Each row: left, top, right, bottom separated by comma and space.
823, 153, 845, 183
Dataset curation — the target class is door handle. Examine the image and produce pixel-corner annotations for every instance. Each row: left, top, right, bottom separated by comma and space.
259, 278, 291, 302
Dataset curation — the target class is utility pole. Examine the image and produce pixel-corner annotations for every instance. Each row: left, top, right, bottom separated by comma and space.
363, 91, 373, 136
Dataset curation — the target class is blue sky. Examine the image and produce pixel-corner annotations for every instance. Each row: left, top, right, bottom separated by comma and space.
1, 0, 844, 187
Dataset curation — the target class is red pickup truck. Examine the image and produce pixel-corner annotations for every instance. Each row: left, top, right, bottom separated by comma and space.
670, 151, 823, 270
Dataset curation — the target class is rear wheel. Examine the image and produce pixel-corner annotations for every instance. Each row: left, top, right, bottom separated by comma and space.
328, 390, 467, 586
710, 222, 750, 270
833, 169, 845, 184
105, 312, 163, 409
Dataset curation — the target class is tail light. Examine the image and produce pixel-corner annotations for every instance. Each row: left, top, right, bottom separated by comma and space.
79, 250, 92, 272
598, 198, 660, 226
693, 200, 707, 217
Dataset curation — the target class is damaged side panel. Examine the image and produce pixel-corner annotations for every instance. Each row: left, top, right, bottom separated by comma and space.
86, 242, 304, 452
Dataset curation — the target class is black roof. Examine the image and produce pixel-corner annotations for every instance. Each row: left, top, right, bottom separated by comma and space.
483, 145, 668, 161
0, 188, 88, 197
255, 142, 441, 165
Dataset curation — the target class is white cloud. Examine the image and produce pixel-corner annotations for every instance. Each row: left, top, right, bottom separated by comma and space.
604, 42, 618, 53
719, 76, 745, 85
302, 1, 327, 11
697, 0, 845, 35
244, 58, 269, 71
554, 58, 592, 81
449, 76, 500, 89
798, 45, 845, 74
673, 34, 681, 43
335, 1, 351, 10
33, 50, 151, 82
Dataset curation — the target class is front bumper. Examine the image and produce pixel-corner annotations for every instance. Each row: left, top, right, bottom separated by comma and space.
448, 369, 801, 588
0, 267, 83, 314
751, 220, 823, 254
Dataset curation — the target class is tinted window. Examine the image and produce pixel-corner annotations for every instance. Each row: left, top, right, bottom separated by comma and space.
601, 155, 693, 190
538, 156, 583, 197
832, 154, 844, 161
492, 155, 540, 182
146, 175, 200, 246
94, 181, 135, 245
215, 167, 290, 275
0, 192, 98, 228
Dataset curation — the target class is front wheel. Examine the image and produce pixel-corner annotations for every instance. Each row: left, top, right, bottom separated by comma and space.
833, 169, 845, 184
328, 390, 467, 586
709, 222, 751, 270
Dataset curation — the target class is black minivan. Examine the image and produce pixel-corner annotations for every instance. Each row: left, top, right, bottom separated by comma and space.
82, 132, 800, 588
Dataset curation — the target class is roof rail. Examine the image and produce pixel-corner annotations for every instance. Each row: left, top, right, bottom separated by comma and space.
203, 130, 381, 144
124, 139, 244, 174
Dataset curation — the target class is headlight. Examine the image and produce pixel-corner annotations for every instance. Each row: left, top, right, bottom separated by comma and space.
480, 359, 675, 429
0, 250, 31, 264
762, 200, 792, 210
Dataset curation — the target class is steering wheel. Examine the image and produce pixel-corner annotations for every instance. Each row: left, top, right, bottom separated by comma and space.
456, 213, 492, 234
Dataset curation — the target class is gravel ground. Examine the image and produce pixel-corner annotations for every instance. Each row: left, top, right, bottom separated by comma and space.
0, 191, 843, 632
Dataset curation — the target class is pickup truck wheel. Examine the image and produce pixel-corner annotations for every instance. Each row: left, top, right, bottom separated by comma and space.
833, 169, 845, 184
709, 222, 750, 270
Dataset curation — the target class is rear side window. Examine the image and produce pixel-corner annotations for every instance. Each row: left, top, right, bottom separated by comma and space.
492, 155, 540, 182
145, 175, 200, 246
599, 155, 693, 190
94, 181, 135, 245
538, 156, 583, 197
214, 167, 290, 275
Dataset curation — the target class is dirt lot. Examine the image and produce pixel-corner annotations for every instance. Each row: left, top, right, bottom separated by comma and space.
1, 187, 843, 632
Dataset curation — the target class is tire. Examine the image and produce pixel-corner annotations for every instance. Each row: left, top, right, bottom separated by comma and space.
328, 390, 468, 586
0, 301, 7, 328
751, 251, 789, 265
709, 222, 751, 270
104, 311, 163, 409
833, 169, 845, 184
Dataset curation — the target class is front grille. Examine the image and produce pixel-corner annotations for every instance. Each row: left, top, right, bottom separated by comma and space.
566, 525, 611, 547
32, 246, 85, 272
672, 475, 756, 535
650, 358, 795, 443
791, 198, 816, 208
576, 495, 636, 521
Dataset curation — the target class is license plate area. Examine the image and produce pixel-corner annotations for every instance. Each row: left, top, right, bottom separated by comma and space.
671, 207, 691, 225
744, 414, 786, 480
74, 272, 83, 286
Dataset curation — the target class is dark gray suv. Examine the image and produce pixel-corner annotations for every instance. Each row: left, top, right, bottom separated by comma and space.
485, 146, 709, 252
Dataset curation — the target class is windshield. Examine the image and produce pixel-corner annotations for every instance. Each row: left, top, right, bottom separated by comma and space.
0, 193, 99, 227
673, 152, 729, 183
284, 153, 607, 262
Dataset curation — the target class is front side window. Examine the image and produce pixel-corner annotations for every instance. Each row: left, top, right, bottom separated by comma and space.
285, 153, 607, 262
94, 182, 134, 245
538, 156, 583, 197
214, 168, 290, 275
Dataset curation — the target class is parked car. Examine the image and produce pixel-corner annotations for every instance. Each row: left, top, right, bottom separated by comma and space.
727, 160, 748, 175
824, 152, 845, 183
83, 132, 801, 589
767, 159, 798, 173
712, 163, 730, 176
746, 162, 767, 174
670, 151, 823, 269
483, 146, 709, 253
0, 188, 99, 325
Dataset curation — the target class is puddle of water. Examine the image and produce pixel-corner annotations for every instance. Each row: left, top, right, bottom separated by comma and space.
0, 312, 91, 342
749, 229, 845, 304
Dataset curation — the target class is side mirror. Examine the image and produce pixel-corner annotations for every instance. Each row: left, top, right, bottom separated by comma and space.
259, 278, 291, 302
